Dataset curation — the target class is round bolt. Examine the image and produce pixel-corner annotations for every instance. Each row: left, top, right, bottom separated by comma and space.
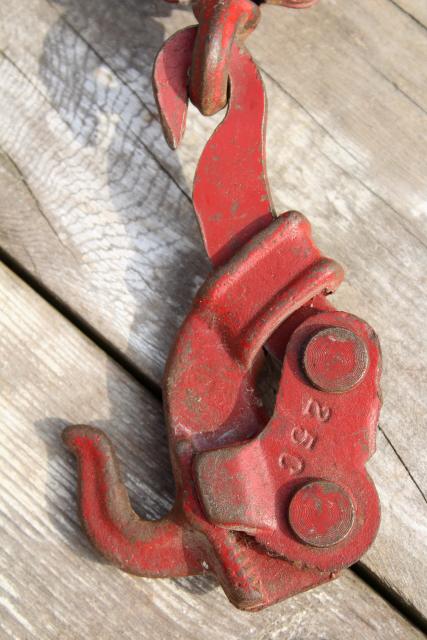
288, 480, 355, 548
302, 326, 369, 393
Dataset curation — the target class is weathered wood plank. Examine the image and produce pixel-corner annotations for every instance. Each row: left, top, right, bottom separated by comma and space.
390, 0, 427, 27
0, 263, 424, 639
0, 0, 426, 620
253, 1, 427, 240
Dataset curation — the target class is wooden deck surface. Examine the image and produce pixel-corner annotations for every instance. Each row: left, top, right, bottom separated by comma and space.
0, 0, 426, 637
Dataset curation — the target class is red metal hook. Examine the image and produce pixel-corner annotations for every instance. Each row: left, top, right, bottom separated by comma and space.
164, 0, 319, 115
153, 26, 333, 355
153, 26, 272, 265
190, 0, 261, 115
64, 7, 382, 611
64, 209, 381, 606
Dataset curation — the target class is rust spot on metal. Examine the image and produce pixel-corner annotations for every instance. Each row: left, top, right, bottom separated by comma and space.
65, 0, 382, 612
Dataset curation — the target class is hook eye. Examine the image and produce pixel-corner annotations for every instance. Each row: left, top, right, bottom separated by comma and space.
190, 0, 261, 115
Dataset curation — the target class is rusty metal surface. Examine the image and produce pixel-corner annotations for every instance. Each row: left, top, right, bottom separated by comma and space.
191, 0, 261, 115
152, 27, 195, 150
302, 326, 370, 393
64, 0, 383, 612
153, 24, 333, 359
155, 26, 272, 265
192, 309, 381, 575
163, 1, 319, 115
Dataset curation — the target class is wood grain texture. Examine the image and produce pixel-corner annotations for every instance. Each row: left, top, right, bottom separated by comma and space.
0, 0, 426, 622
390, 0, 427, 27
0, 263, 424, 640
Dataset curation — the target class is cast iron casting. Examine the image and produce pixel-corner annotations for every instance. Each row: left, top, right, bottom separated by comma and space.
64, 0, 382, 611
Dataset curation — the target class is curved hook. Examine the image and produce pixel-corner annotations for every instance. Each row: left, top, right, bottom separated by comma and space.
154, 26, 273, 267
190, 0, 261, 115
192, 33, 273, 266
153, 27, 195, 150
153, 25, 335, 360
160, 1, 259, 117
66, 11, 326, 579
63, 426, 203, 577
163, 0, 319, 115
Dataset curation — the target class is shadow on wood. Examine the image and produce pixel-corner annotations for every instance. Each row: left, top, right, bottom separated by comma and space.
37, 0, 214, 597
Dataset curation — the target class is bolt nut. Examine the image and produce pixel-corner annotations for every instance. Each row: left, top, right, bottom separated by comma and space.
302, 326, 369, 393
288, 480, 355, 548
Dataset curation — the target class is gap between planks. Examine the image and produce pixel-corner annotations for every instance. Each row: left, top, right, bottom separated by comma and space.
1, 242, 426, 636
0, 0, 426, 628
0, 260, 426, 640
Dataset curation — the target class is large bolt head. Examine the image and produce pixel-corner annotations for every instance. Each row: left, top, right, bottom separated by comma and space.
288, 480, 355, 548
302, 326, 369, 393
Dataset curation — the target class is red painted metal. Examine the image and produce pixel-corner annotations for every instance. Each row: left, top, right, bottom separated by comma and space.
288, 481, 355, 548
154, 26, 332, 356
155, 26, 272, 264
163, 0, 319, 115
152, 27, 195, 150
190, 0, 260, 115
192, 309, 381, 574
64, 0, 382, 612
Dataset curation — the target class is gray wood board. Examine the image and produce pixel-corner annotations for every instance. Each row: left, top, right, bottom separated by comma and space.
0, 0, 426, 621
0, 263, 424, 640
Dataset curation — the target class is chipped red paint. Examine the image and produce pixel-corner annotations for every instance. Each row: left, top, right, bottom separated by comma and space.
64, 0, 382, 612
162, 0, 319, 116
154, 25, 333, 356
155, 26, 272, 264
192, 309, 381, 574
190, 0, 261, 115
63, 426, 203, 578
152, 28, 195, 150
193, 34, 272, 265
288, 481, 356, 548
